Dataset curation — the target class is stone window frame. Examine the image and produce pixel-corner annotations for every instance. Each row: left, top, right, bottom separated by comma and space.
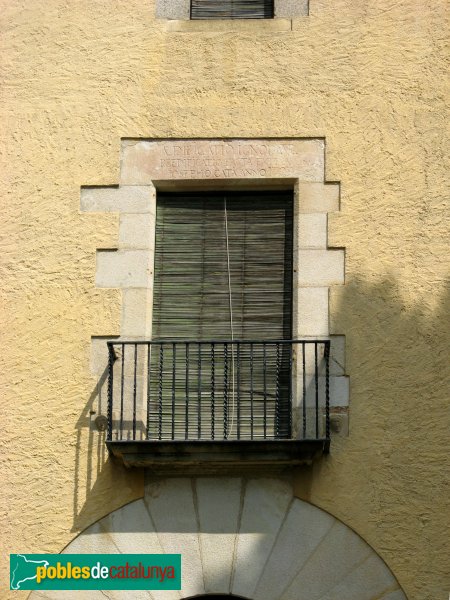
83, 137, 349, 437
155, 0, 309, 21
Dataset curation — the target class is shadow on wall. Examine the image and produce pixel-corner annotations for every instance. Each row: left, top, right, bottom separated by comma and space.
71, 272, 450, 533
72, 366, 108, 532
331, 272, 449, 434
72, 351, 144, 533
295, 271, 449, 498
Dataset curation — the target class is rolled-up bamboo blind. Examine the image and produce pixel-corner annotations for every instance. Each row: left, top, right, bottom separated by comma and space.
191, 0, 274, 20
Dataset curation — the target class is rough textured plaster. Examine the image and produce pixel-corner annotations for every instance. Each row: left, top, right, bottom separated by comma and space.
1, 1, 449, 599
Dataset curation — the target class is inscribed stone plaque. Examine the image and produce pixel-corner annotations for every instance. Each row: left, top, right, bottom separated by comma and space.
120, 139, 324, 184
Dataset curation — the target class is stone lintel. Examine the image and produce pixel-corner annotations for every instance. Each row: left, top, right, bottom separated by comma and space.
120, 139, 325, 185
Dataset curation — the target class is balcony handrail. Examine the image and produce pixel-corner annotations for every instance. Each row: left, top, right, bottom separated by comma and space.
107, 339, 330, 345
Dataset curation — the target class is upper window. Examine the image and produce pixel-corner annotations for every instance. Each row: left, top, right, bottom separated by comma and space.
155, 0, 308, 22
190, 0, 274, 19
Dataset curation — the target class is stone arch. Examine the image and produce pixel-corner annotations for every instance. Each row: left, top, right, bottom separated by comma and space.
30, 478, 406, 600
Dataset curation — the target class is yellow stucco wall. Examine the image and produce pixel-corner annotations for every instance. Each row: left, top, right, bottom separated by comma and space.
1, 1, 448, 598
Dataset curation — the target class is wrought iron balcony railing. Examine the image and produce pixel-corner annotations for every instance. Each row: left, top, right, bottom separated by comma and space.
106, 340, 330, 450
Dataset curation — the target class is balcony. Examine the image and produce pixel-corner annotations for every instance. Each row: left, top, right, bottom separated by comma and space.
106, 340, 330, 474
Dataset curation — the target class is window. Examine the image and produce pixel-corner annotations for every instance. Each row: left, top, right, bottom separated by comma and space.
155, 0, 308, 22
190, 0, 274, 20
150, 190, 293, 441
152, 190, 293, 341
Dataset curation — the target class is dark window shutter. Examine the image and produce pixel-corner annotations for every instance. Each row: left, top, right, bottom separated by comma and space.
191, 0, 274, 20
152, 191, 293, 341
150, 191, 293, 441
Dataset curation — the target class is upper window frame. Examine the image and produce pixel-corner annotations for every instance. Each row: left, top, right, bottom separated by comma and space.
155, 0, 308, 22
190, 0, 274, 20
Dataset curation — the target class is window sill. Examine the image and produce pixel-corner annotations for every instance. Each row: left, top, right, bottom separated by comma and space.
163, 18, 292, 33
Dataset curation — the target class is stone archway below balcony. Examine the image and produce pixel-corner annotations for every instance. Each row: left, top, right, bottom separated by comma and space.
30, 478, 406, 600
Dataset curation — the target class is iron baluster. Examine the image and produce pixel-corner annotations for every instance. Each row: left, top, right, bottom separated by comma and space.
302, 341, 306, 439
325, 341, 330, 440
146, 343, 151, 440
211, 342, 215, 440
132, 343, 138, 440
120, 345, 125, 440
172, 342, 176, 440
223, 343, 228, 439
185, 343, 189, 440
197, 343, 202, 439
107, 343, 115, 442
275, 343, 281, 438
250, 342, 254, 440
263, 342, 267, 439
237, 342, 241, 440
158, 344, 163, 441
288, 343, 293, 438
315, 342, 319, 439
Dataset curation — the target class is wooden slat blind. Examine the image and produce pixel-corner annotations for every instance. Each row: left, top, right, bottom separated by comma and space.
152, 191, 293, 341
151, 191, 293, 440
191, 0, 274, 20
